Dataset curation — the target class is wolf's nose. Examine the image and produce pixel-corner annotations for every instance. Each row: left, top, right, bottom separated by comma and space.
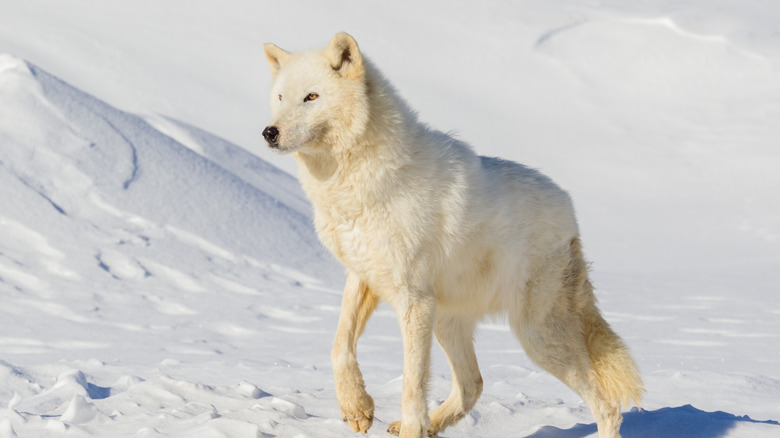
263, 126, 279, 146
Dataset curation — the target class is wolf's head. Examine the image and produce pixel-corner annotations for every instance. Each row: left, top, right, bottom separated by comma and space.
262, 32, 370, 154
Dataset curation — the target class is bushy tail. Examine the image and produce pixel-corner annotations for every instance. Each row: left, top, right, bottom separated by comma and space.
567, 238, 644, 408
583, 309, 644, 408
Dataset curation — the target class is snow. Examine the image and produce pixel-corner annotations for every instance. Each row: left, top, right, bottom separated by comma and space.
1, 1, 779, 437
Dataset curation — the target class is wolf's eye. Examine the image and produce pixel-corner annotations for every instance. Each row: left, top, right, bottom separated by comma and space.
303, 92, 319, 102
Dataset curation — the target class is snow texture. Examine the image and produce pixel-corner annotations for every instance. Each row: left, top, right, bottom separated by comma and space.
1, 1, 779, 437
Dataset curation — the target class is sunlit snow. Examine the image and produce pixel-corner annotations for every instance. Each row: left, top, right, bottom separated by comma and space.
1, 1, 779, 437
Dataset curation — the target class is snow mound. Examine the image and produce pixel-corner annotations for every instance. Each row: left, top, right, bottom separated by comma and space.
0, 54, 337, 284
0, 53, 349, 437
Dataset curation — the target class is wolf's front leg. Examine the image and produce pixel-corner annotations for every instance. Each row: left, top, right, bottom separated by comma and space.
388, 293, 436, 438
332, 272, 379, 433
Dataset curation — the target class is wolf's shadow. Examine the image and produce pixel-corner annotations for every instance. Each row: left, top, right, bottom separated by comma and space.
523, 405, 780, 438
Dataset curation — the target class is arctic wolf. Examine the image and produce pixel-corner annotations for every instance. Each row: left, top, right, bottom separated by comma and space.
262, 32, 643, 438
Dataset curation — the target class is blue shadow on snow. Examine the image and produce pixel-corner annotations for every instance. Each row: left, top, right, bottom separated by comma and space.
523, 405, 780, 438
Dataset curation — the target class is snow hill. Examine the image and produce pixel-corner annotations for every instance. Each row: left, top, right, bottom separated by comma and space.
0, 53, 336, 281
1, 1, 780, 437
0, 54, 345, 436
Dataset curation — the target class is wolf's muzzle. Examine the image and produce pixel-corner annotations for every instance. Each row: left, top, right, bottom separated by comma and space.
262, 126, 280, 147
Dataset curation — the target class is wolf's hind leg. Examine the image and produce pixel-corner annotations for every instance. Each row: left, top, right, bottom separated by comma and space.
388, 314, 482, 437
511, 308, 624, 437
429, 315, 482, 435
332, 272, 379, 433
508, 239, 642, 438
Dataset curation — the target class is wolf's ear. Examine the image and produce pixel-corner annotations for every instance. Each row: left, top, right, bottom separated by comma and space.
264, 43, 291, 78
325, 32, 364, 80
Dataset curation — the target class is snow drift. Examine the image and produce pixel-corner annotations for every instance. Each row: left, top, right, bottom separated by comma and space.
0, 52, 348, 436
0, 53, 338, 285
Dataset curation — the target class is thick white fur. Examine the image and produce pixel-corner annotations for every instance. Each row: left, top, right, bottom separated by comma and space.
263, 32, 643, 438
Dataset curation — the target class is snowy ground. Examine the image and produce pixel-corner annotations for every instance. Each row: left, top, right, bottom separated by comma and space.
1, 1, 779, 437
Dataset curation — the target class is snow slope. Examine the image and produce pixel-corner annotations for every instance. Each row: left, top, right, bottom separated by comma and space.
0, 53, 348, 436
1, 1, 779, 437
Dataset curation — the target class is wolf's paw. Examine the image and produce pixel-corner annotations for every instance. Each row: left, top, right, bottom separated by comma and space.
387, 421, 437, 437
387, 421, 401, 436
339, 392, 374, 433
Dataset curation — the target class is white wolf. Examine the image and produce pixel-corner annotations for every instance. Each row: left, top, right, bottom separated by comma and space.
262, 32, 643, 438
